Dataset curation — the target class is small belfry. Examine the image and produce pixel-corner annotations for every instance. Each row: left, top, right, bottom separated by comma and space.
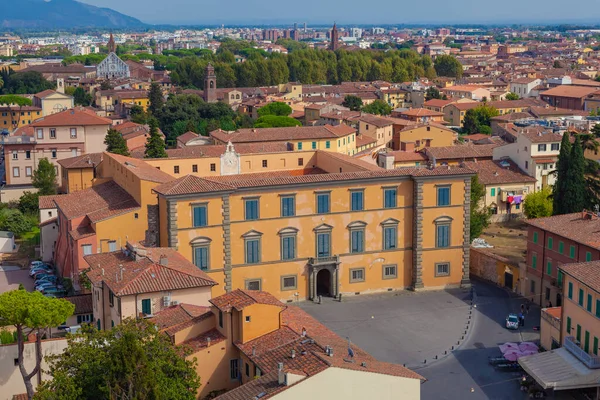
107, 33, 116, 54
204, 63, 217, 103
330, 22, 340, 51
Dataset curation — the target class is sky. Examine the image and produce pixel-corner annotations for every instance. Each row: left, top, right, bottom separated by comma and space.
78, 0, 600, 26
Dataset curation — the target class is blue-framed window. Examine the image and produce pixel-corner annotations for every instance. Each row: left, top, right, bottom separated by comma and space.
351, 191, 364, 211
281, 236, 296, 260
316, 193, 330, 214
194, 246, 209, 271
281, 196, 295, 217
317, 232, 331, 257
245, 199, 259, 221
437, 186, 451, 206
436, 224, 450, 248
384, 188, 397, 208
193, 205, 207, 227
350, 229, 365, 253
383, 226, 397, 250
245, 239, 260, 264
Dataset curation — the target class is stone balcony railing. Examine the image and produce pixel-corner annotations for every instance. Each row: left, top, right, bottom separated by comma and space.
564, 336, 600, 369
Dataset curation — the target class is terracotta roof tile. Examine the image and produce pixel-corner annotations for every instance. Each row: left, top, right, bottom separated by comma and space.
425, 144, 499, 161
560, 261, 600, 293
357, 114, 394, 127
30, 107, 112, 127
64, 294, 93, 314
54, 180, 139, 221
210, 125, 356, 144
540, 85, 599, 98
462, 160, 536, 185
38, 194, 61, 209
162, 142, 290, 160
85, 246, 216, 296
150, 303, 212, 331
527, 212, 600, 250
209, 289, 285, 312
57, 153, 103, 169
176, 131, 199, 144
399, 108, 444, 117
104, 153, 173, 184
183, 328, 226, 352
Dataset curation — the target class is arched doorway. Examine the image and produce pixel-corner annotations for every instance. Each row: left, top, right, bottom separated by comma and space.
316, 269, 331, 297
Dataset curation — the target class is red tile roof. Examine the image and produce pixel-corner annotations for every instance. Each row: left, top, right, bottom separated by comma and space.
399, 108, 444, 117
38, 194, 61, 209
30, 107, 112, 127
540, 85, 599, 98
64, 294, 93, 314
162, 142, 290, 160
210, 125, 356, 143
560, 261, 600, 293
423, 99, 454, 108
57, 153, 103, 169
176, 131, 199, 144
462, 160, 536, 185
150, 303, 212, 331
104, 153, 173, 183
527, 212, 600, 250
424, 144, 499, 161
210, 289, 286, 312
357, 114, 394, 127
85, 246, 217, 296
54, 180, 139, 222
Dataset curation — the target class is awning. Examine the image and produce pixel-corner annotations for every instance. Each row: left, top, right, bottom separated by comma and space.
519, 347, 600, 391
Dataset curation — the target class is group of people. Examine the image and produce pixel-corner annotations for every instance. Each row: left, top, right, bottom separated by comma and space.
518, 302, 530, 327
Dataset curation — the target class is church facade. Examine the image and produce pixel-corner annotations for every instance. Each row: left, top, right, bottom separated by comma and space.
97, 53, 130, 80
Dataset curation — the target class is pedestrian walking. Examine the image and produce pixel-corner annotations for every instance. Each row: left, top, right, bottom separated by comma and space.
526, 303, 530, 314
521, 303, 525, 314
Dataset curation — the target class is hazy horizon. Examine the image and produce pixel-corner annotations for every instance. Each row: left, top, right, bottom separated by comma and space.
76, 0, 600, 26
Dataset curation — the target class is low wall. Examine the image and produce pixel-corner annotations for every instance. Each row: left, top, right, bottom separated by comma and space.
0, 338, 67, 400
470, 247, 520, 291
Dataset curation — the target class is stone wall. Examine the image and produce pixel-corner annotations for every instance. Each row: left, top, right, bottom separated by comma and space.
144, 204, 159, 247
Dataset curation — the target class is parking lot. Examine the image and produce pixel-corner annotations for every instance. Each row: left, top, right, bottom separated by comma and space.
0, 265, 35, 292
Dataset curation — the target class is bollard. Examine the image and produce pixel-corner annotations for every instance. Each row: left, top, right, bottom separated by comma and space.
434, 355, 438, 359
462, 335, 464, 339
424, 359, 426, 364
444, 350, 447, 355
318, 295, 322, 304
451, 346, 454, 350
457, 341, 460, 345
338, 293, 343, 302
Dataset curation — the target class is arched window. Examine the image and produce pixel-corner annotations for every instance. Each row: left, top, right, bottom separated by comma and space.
209, 81, 214, 89
190, 236, 212, 271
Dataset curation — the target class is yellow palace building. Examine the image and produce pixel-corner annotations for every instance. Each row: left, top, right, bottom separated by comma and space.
153, 144, 474, 301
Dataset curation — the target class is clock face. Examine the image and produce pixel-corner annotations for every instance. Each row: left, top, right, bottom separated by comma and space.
225, 158, 235, 166
109, 64, 116, 71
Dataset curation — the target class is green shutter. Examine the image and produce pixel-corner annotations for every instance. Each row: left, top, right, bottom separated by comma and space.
558, 271, 563, 288
547, 261, 552, 276
594, 337, 599, 355
570, 245, 576, 259
567, 316, 571, 333
142, 299, 151, 315
491, 188, 496, 197
587, 251, 592, 262
532, 254, 537, 269
533, 232, 538, 244
577, 325, 582, 342
559, 242, 564, 254
548, 237, 553, 250
568, 282, 573, 299
580, 289, 584, 306
586, 331, 590, 353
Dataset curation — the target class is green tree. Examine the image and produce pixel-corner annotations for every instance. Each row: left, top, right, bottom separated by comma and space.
104, 128, 130, 156
18, 191, 39, 215
505, 92, 520, 100
254, 115, 301, 128
129, 104, 148, 124
553, 133, 572, 215
257, 101, 292, 117
470, 175, 491, 240
362, 99, 392, 116
563, 136, 587, 214
425, 87, 442, 101
147, 82, 164, 116
1, 71, 54, 95
0, 209, 33, 237
342, 95, 363, 111
0, 290, 74, 400
462, 105, 499, 134
434, 55, 464, 78
553, 60, 563, 68
72, 87, 92, 106
99, 80, 113, 91
35, 318, 199, 400
523, 187, 553, 219
32, 158, 57, 196
144, 118, 167, 158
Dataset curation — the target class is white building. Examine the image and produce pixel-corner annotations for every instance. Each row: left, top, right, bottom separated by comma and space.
39, 196, 59, 262
96, 53, 130, 80
509, 78, 542, 98
350, 28, 363, 38
493, 130, 564, 191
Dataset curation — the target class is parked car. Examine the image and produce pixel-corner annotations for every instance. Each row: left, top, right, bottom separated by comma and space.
30, 266, 52, 276
32, 271, 55, 280
35, 281, 58, 290
506, 314, 520, 330
36, 275, 58, 284
29, 261, 45, 269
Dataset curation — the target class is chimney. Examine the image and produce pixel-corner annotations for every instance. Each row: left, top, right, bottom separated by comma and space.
207, 337, 211, 346
159, 255, 168, 267
277, 363, 285, 385
291, 349, 296, 359
301, 327, 307, 337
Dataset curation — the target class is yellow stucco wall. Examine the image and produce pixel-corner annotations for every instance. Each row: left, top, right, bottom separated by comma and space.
562, 274, 600, 355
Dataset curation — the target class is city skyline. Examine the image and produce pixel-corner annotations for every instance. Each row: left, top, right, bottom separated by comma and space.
77, 0, 600, 26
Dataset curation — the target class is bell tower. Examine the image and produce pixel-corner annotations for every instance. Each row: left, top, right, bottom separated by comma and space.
204, 63, 217, 103
107, 33, 116, 53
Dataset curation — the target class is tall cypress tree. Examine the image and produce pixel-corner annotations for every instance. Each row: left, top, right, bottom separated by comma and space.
148, 82, 164, 117
144, 118, 167, 159
563, 136, 586, 213
553, 133, 572, 215
104, 128, 130, 156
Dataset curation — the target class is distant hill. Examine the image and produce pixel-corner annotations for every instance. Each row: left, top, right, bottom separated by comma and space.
0, 0, 147, 29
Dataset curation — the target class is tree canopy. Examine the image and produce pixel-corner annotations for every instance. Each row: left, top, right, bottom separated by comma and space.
562, 135, 587, 213
254, 115, 301, 128
73, 87, 92, 106
257, 101, 292, 117
463, 105, 499, 134
362, 99, 392, 116
32, 158, 57, 196
0, 94, 33, 107
470, 175, 491, 240
553, 133, 572, 215
505, 92, 520, 101
35, 318, 200, 400
434, 55, 464, 78
0, 68, 54, 95
342, 95, 363, 111
523, 187, 553, 219
104, 128, 130, 156
0, 289, 74, 399
147, 82, 164, 116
